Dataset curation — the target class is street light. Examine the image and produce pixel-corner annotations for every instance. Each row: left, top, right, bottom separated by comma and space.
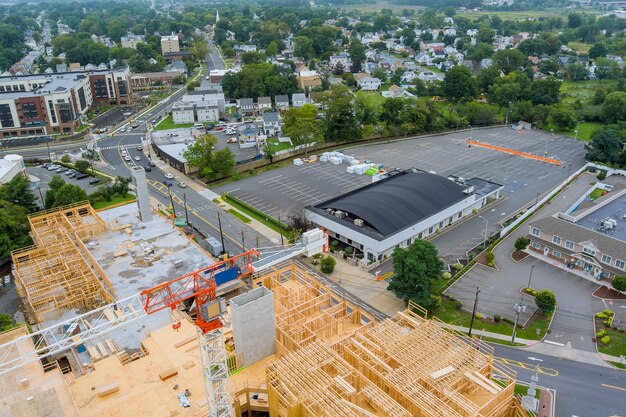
574, 119, 584, 141
478, 215, 489, 249
468, 124, 474, 141
511, 301, 527, 344
527, 265, 535, 291
505, 101, 512, 127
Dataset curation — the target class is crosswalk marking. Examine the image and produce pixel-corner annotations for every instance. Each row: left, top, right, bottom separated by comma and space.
97, 143, 141, 151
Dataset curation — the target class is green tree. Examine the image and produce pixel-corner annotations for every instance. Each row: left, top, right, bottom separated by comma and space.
535, 289, 557, 313
477, 66, 501, 92
492, 49, 527, 75
612, 275, 626, 292
550, 106, 578, 130
527, 77, 561, 106
565, 63, 588, 81
190, 40, 209, 62
51, 184, 88, 208
477, 27, 495, 44
514, 236, 530, 252
294, 36, 315, 60
320, 85, 359, 143
371, 67, 388, 83
320, 255, 336, 274
348, 37, 366, 72
0, 199, 32, 259
602, 92, 626, 123
183, 134, 219, 179
75, 160, 91, 173
387, 240, 444, 309
585, 129, 624, 165
0, 175, 37, 212
283, 104, 323, 157
111, 176, 131, 197
595, 58, 621, 80
60, 154, 71, 163
212, 148, 235, 178
441, 66, 477, 102
588, 43, 607, 59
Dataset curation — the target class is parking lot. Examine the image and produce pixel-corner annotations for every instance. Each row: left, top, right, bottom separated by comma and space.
89, 105, 133, 130
215, 127, 587, 231
27, 165, 103, 200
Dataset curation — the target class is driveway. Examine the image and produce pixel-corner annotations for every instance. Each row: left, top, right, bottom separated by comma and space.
446, 171, 613, 352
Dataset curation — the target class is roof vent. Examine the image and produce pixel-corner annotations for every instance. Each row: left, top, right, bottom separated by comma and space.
334, 210, 346, 219
354, 219, 364, 227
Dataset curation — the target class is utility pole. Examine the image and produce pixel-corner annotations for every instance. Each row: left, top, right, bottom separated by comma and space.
166, 182, 176, 217
278, 212, 284, 246
183, 192, 189, 226
241, 231, 245, 253
527, 265, 535, 291
468, 286, 481, 337
256, 235, 259, 249
478, 215, 488, 249
511, 301, 527, 344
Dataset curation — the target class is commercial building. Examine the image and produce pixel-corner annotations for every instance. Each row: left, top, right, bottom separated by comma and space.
160, 34, 180, 54
171, 83, 225, 124
306, 169, 503, 263
120, 34, 145, 49
0, 68, 131, 138
0, 154, 26, 184
526, 177, 626, 282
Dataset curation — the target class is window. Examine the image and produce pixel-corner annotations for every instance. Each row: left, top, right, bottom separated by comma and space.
552, 250, 561, 258
439, 221, 443, 228
0, 104, 15, 127
601, 254, 612, 264
565, 240, 574, 250
552, 235, 562, 245
576, 260, 582, 266
48, 100, 57, 124
583, 247, 596, 256
531, 242, 541, 249
616, 260, 626, 270
22, 102, 39, 119
429, 227, 433, 234
531, 227, 540, 236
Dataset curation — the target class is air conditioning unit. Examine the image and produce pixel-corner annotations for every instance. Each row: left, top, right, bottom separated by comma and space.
601, 218, 617, 230
334, 210, 345, 219
354, 219, 364, 227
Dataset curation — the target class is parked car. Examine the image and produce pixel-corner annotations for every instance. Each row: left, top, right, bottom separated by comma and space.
47, 164, 59, 170
225, 129, 236, 135
137, 145, 143, 151
164, 172, 174, 179
124, 156, 131, 161
75, 173, 89, 180
68, 171, 77, 178
65, 169, 75, 176
205, 125, 214, 131
193, 123, 204, 129
215, 126, 226, 131
56, 167, 67, 173
121, 150, 128, 156
177, 181, 187, 188
42, 162, 50, 168
149, 161, 156, 167
88, 178, 100, 185
144, 166, 152, 172
134, 156, 141, 161
226, 138, 237, 144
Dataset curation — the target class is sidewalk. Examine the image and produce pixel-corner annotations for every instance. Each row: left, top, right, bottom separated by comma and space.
440, 323, 614, 368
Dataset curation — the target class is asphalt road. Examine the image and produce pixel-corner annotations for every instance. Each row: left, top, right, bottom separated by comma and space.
492, 344, 626, 417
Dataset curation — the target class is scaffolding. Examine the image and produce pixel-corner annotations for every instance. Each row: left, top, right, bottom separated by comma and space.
11, 202, 114, 323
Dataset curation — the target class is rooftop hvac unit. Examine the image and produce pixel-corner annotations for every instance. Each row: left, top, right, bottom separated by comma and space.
601, 218, 617, 230
354, 219, 364, 227
334, 210, 346, 219
457, 177, 465, 184
428, 170, 436, 175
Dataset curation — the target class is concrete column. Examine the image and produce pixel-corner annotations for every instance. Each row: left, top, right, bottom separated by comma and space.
230, 286, 275, 366
130, 166, 152, 222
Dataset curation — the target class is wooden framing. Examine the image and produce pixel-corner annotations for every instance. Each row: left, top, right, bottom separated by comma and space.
11, 202, 114, 323
259, 263, 525, 417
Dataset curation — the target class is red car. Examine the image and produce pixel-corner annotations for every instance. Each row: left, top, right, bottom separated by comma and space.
226, 138, 237, 144
215, 125, 226, 131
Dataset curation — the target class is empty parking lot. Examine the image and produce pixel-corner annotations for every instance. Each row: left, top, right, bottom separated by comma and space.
215, 128, 587, 232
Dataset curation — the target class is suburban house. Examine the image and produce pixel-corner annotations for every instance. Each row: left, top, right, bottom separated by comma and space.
237, 98, 255, 115
297, 70, 323, 89
329, 52, 350, 69
382, 85, 410, 99
275, 95, 289, 111
263, 112, 281, 136
291, 93, 307, 108
257, 96, 272, 113
172, 102, 195, 124
357, 77, 382, 91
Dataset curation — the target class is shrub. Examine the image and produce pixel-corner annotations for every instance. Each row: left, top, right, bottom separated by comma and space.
600, 336, 611, 345
525, 288, 534, 294
603, 309, 614, 316
535, 289, 556, 313
452, 262, 463, 270
486, 251, 495, 263
612, 275, 626, 292
596, 313, 607, 319
454, 300, 463, 310
312, 253, 324, 259
75, 159, 90, 172
428, 294, 442, 310
330, 240, 339, 247
320, 256, 336, 274
487, 261, 494, 267
494, 315, 501, 322
476, 313, 483, 320
442, 271, 452, 279
532, 290, 538, 296
344, 246, 354, 255
596, 329, 606, 338
503, 317, 515, 325
597, 171, 607, 181
514, 237, 530, 251
620, 329, 625, 333
60, 154, 71, 163
604, 320, 611, 326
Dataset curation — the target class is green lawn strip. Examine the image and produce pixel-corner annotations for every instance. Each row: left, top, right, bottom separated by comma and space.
608, 361, 626, 369
514, 384, 540, 399
597, 328, 626, 357
567, 41, 592, 54
222, 193, 292, 238
434, 298, 549, 341
92, 195, 136, 210
589, 187, 604, 199
474, 335, 525, 347
227, 208, 251, 224
267, 139, 293, 153
56, 161, 112, 184
153, 115, 195, 131
542, 121, 603, 142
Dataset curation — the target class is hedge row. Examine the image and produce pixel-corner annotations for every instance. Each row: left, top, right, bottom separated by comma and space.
222, 192, 291, 236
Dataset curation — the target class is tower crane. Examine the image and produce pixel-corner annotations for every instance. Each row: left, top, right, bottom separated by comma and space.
140, 249, 259, 417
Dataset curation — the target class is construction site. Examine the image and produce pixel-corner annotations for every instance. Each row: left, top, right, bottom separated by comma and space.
1, 202, 529, 417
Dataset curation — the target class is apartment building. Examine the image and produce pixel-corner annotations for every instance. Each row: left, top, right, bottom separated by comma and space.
0, 68, 131, 138
161, 34, 180, 55
120, 34, 145, 49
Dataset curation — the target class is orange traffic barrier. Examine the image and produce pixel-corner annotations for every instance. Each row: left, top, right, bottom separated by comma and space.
466, 140, 561, 166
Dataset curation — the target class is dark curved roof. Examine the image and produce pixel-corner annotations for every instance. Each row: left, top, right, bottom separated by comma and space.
315, 171, 468, 237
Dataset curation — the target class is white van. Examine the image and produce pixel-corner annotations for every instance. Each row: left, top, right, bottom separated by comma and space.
193, 123, 203, 129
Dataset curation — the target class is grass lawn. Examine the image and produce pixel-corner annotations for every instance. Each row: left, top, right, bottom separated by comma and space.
223, 193, 292, 239
589, 187, 605, 200
460, 10, 562, 20
338, 3, 424, 13
153, 115, 194, 131
514, 384, 541, 398
542, 121, 603, 142
227, 208, 251, 224
267, 139, 293, 153
609, 360, 626, 369
567, 42, 593, 54
561, 80, 616, 105
433, 298, 551, 341
597, 328, 626, 358
92, 195, 136, 210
